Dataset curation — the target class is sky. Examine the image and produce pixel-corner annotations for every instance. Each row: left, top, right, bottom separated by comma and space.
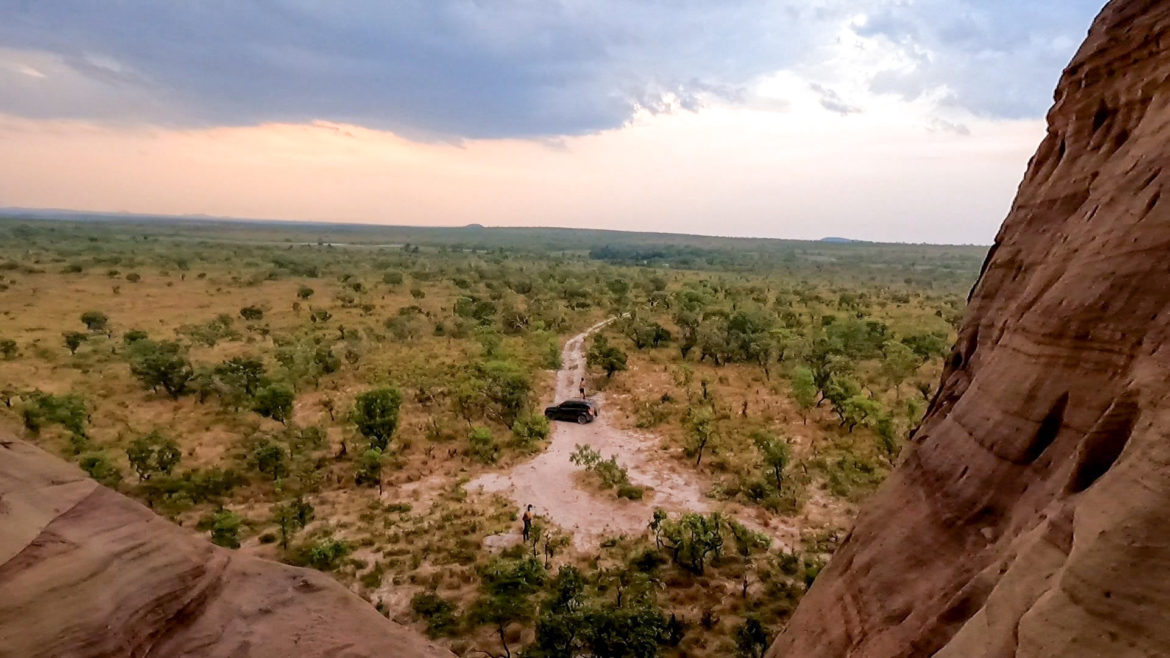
0, 1, 1105, 244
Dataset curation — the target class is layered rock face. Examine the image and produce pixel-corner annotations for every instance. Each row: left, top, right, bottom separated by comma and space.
770, 1, 1170, 656
0, 438, 452, 658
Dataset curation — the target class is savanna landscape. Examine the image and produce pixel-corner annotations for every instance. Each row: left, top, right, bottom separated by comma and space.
0, 215, 983, 658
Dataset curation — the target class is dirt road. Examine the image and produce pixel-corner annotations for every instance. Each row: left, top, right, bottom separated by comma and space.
469, 319, 712, 551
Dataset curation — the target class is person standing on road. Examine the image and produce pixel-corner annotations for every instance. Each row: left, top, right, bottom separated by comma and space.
522, 504, 534, 542
579, 377, 586, 398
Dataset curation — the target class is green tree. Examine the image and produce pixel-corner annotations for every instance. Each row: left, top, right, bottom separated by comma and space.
753, 431, 790, 493
839, 395, 883, 432
734, 616, 771, 658
479, 360, 532, 425
63, 331, 86, 354
210, 509, 241, 548
587, 334, 628, 378
125, 431, 181, 481
471, 557, 546, 658
875, 412, 899, 460
214, 356, 267, 398
581, 599, 668, 658
901, 331, 950, 361
355, 447, 385, 494
252, 440, 288, 481
881, 341, 919, 398
673, 309, 700, 359
790, 366, 818, 423
252, 384, 295, 423
272, 496, 314, 549
351, 387, 403, 451
128, 340, 195, 399
658, 511, 725, 574
685, 408, 717, 467
80, 310, 109, 332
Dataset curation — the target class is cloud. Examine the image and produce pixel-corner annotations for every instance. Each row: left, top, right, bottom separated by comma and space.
854, 1, 1103, 119
810, 83, 861, 115
0, 0, 1104, 139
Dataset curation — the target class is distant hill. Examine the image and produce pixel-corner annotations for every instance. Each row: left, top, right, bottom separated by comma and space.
0, 207, 987, 250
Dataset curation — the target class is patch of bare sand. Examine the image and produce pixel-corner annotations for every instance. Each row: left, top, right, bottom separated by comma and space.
470, 320, 737, 552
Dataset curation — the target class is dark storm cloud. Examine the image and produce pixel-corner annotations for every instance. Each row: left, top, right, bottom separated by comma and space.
0, 0, 1104, 138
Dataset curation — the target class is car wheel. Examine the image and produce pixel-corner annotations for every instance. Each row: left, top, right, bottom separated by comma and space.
577, 414, 589, 424
545, 410, 554, 419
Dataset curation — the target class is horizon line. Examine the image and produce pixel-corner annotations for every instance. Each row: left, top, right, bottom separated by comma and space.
0, 205, 995, 249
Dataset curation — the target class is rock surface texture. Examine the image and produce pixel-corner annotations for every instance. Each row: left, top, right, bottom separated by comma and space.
0, 437, 452, 658
770, 1, 1170, 657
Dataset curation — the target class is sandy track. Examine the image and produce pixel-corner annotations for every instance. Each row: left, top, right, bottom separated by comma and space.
469, 319, 712, 551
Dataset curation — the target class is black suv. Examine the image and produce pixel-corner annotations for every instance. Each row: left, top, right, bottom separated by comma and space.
544, 399, 600, 424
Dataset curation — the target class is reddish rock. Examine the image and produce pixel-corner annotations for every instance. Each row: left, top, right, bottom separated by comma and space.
770, 1, 1170, 656
0, 438, 452, 658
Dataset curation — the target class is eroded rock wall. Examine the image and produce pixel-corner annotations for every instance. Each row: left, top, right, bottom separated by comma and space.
0, 438, 452, 658
770, 1, 1170, 656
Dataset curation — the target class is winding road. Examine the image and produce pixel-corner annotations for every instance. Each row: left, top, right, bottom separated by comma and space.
469, 319, 713, 551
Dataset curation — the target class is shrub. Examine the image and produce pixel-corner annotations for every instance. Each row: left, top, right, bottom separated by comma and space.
210, 509, 242, 548
734, 616, 771, 658
354, 448, 385, 493
570, 444, 637, 497
22, 391, 87, 436
292, 537, 351, 571
617, 484, 645, 500
468, 426, 498, 464
78, 451, 121, 488
252, 384, 295, 423
177, 315, 238, 347
0, 338, 17, 359
511, 413, 550, 448
272, 496, 315, 548
411, 591, 458, 637
297, 285, 314, 299
126, 431, 181, 481
62, 331, 86, 354
239, 305, 265, 321
122, 329, 149, 344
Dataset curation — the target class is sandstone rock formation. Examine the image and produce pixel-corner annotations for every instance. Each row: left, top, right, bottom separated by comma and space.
769, 1, 1170, 656
0, 437, 452, 658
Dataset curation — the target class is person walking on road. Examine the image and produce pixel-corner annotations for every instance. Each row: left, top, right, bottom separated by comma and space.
522, 504, 534, 542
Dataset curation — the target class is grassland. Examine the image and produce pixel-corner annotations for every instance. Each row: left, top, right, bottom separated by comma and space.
0, 215, 983, 658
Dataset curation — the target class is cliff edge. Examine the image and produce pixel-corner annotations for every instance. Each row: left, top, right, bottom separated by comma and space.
0, 437, 452, 658
771, 1, 1170, 656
